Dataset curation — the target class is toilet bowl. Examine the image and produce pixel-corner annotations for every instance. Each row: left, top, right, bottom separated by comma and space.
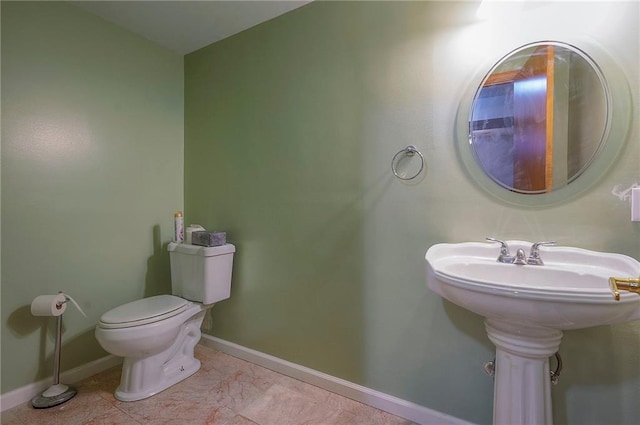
95, 242, 235, 401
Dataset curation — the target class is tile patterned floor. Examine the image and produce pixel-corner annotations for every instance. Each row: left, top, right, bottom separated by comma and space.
1, 344, 417, 425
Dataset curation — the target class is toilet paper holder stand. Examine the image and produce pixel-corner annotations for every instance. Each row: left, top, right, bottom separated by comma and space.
31, 294, 82, 409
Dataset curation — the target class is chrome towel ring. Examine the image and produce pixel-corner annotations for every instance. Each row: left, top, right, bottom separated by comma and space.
391, 145, 425, 181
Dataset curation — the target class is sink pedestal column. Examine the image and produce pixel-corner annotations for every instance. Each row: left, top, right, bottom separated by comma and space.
485, 319, 563, 425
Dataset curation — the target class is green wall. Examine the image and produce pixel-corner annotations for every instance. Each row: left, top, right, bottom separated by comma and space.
1, 2, 183, 393
185, 2, 640, 425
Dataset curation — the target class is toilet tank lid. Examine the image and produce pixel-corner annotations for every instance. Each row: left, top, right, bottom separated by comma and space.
168, 242, 235, 256
100, 295, 189, 326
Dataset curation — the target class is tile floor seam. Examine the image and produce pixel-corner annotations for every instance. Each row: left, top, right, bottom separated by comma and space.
112, 403, 146, 424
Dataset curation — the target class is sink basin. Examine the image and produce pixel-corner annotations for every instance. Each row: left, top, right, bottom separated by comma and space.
425, 240, 640, 425
426, 240, 640, 330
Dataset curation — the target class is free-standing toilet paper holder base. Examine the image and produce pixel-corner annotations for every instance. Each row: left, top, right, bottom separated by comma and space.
31, 301, 77, 408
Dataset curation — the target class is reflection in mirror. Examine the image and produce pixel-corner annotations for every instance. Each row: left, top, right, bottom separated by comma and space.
469, 41, 610, 194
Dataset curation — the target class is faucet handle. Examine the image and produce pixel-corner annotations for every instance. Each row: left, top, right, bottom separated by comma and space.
486, 237, 509, 253
528, 241, 557, 265
486, 237, 512, 262
530, 241, 557, 254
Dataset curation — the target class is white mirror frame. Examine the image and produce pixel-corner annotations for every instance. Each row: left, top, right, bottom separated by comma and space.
455, 39, 631, 207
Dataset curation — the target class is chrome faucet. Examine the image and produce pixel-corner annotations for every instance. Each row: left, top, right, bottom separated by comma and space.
514, 248, 527, 265
486, 238, 556, 265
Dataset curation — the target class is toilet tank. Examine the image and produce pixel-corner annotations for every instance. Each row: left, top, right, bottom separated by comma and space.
168, 242, 235, 304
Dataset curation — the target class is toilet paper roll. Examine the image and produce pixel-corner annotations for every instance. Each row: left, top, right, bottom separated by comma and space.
31, 294, 67, 317
31, 293, 87, 317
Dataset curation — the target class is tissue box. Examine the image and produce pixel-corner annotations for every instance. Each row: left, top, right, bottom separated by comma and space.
191, 231, 226, 247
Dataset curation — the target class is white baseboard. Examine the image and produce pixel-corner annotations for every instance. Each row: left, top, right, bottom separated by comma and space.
0, 354, 122, 413
200, 335, 473, 425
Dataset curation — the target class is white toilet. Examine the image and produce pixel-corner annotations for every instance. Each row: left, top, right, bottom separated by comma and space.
95, 242, 235, 402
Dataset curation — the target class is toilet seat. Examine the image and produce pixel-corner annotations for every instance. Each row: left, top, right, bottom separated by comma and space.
99, 295, 190, 329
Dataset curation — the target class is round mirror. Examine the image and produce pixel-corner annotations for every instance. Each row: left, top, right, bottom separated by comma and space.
468, 41, 610, 195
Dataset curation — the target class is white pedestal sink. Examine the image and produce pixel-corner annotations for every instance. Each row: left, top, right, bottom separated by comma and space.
425, 240, 640, 425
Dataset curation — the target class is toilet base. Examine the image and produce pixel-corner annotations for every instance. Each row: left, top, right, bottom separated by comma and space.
114, 310, 206, 402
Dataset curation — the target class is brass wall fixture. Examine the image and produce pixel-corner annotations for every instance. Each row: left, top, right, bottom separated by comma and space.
609, 277, 640, 301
